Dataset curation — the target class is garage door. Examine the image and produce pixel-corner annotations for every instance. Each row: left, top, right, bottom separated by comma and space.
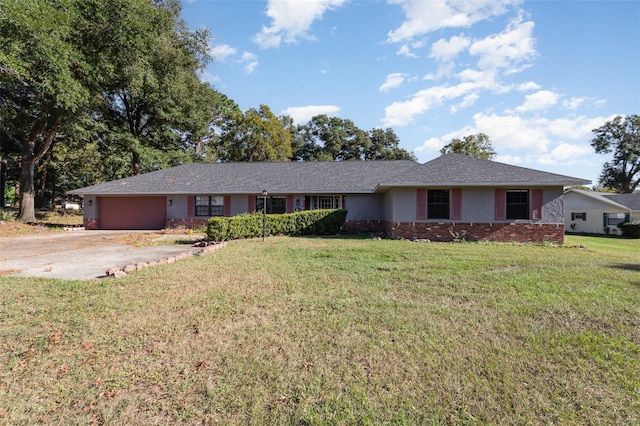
98, 196, 166, 230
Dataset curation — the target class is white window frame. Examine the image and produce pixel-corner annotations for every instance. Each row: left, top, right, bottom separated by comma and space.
310, 195, 342, 210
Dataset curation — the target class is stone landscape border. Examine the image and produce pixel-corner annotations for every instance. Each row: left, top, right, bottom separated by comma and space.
105, 241, 227, 278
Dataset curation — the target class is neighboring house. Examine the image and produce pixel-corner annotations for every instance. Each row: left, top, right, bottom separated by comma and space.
68, 154, 590, 243
564, 189, 640, 235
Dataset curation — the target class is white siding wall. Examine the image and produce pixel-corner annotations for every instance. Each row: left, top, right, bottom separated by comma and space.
564, 193, 629, 235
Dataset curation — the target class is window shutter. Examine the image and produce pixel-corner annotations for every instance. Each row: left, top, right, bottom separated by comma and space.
224, 195, 231, 216
286, 195, 294, 213
451, 188, 462, 220
495, 189, 506, 220
531, 189, 543, 220
248, 195, 255, 212
188, 196, 195, 217
416, 189, 427, 220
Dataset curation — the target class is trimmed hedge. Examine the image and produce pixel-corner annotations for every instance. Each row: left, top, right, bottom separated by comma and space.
207, 209, 348, 241
618, 221, 640, 238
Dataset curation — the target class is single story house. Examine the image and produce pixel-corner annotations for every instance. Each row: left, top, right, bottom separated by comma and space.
68, 154, 590, 243
564, 189, 640, 235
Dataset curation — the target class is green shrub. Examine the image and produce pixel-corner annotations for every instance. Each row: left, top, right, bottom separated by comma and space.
206, 209, 348, 241
618, 221, 640, 238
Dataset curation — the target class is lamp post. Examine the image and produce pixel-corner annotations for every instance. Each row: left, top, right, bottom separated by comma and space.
262, 189, 268, 242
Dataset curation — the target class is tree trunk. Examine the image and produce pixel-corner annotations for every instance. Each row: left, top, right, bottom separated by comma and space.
17, 153, 37, 223
132, 150, 142, 175
16, 114, 62, 222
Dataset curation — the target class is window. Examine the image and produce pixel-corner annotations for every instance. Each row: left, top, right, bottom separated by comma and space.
571, 212, 587, 221
506, 189, 529, 220
604, 212, 627, 226
309, 195, 342, 210
195, 196, 224, 217
256, 196, 286, 214
427, 189, 450, 219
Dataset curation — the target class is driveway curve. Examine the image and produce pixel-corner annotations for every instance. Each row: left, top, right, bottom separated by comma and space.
0, 231, 203, 280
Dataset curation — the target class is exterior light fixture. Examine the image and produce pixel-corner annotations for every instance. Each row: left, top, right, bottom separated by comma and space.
262, 190, 268, 241
168, 199, 173, 206
87, 199, 93, 207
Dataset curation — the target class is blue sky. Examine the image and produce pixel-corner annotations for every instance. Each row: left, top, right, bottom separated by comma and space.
181, 0, 640, 186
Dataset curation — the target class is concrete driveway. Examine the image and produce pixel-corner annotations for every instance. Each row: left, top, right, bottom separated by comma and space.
0, 231, 204, 280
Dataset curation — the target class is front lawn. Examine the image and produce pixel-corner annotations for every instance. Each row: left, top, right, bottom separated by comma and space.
0, 235, 638, 424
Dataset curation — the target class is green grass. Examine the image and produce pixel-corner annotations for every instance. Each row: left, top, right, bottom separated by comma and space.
0, 235, 638, 424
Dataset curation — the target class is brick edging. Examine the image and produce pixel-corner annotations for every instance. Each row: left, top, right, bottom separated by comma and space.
105, 241, 227, 278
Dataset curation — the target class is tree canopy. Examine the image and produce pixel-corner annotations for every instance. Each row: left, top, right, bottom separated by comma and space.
440, 133, 497, 160
0, 0, 219, 221
290, 115, 415, 162
591, 114, 640, 194
216, 105, 292, 162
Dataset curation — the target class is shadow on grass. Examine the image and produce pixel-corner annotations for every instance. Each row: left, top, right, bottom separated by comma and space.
609, 263, 640, 272
566, 232, 636, 240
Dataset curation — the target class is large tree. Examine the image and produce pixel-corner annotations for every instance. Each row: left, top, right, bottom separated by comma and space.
440, 133, 497, 160
1, 0, 89, 221
0, 0, 219, 221
367, 128, 416, 160
91, 0, 215, 175
217, 105, 292, 162
591, 114, 640, 193
291, 115, 414, 161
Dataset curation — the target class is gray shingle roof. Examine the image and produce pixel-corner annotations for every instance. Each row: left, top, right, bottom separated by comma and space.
565, 189, 640, 211
603, 193, 640, 210
68, 160, 417, 195
378, 153, 591, 187
68, 154, 591, 196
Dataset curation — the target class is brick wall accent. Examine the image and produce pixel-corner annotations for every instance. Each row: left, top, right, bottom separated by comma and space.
84, 218, 98, 230
166, 218, 209, 229
343, 219, 385, 234
384, 221, 565, 244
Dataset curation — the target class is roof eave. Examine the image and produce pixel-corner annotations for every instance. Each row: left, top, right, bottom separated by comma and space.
564, 189, 630, 210
377, 180, 591, 189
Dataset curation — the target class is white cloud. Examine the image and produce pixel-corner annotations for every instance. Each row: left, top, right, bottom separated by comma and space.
450, 93, 479, 113
253, 0, 347, 49
396, 44, 417, 58
469, 15, 537, 72
472, 113, 552, 154
515, 89, 559, 112
517, 81, 541, 91
562, 97, 587, 110
537, 143, 593, 165
415, 136, 447, 153
382, 81, 488, 127
429, 35, 471, 62
238, 52, 259, 74
387, 0, 517, 43
281, 105, 341, 123
379, 73, 408, 92
396, 40, 425, 58
209, 44, 237, 61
